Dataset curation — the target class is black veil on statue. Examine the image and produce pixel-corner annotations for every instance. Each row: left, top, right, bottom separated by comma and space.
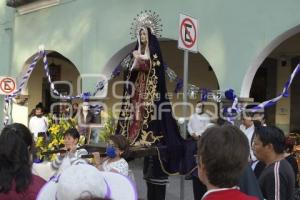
116, 27, 184, 174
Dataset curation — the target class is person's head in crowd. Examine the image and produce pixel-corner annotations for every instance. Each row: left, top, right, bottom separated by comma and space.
107, 134, 129, 159
72, 102, 79, 117
252, 120, 262, 128
0, 123, 33, 193
252, 111, 266, 128
59, 104, 70, 116
82, 102, 90, 112
241, 112, 254, 129
37, 164, 137, 200
253, 112, 265, 124
63, 128, 80, 150
252, 125, 285, 165
195, 101, 204, 115
35, 102, 45, 118
285, 137, 295, 154
197, 125, 249, 188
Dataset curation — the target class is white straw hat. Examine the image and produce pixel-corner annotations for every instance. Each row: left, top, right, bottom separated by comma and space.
37, 164, 137, 200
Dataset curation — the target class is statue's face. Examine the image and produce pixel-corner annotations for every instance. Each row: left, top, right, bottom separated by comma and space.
140, 29, 148, 44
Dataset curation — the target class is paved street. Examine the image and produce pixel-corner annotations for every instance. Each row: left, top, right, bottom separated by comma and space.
130, 158, 194, 200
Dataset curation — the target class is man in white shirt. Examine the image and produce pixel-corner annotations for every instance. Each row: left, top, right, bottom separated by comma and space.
240, 113, 256, 164
185, 102, 211, 198
29, 104, 48, 141
188, 103, 211, 139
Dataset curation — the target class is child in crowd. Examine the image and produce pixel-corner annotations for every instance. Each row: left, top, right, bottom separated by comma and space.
93, 134, 129, 176
51, 128, 88, 172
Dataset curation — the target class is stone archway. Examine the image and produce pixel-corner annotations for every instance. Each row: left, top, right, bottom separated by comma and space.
102, 39, 220, 117
244, 26, 300, 132
12, 50, 80, 124
241, 24, 300, 97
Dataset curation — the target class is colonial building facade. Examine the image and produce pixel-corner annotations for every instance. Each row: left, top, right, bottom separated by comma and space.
1, 0, 300, 132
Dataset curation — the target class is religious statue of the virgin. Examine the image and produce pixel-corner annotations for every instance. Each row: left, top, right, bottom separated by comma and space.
116, 9, 183, 169
116, 11, 184, 200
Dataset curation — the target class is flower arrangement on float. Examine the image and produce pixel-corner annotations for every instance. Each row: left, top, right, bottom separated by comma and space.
35, 114, 85, 161
98, 110, 116, 142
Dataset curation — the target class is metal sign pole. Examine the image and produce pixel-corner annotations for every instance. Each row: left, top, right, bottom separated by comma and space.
180, 50, 189, 200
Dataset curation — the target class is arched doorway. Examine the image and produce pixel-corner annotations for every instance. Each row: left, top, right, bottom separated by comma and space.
241, 24, 300, 97
12, 51, 80, 124
102, 39, 219, 118
247, 29, 300, 133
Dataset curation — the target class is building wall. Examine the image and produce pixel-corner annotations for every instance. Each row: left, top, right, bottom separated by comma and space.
8, 0, 300, 93
0, 1, 14, 129
0, 0, 13, 75
2, 0, 300, 128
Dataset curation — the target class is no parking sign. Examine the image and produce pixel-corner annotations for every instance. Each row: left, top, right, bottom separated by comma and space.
178, 14, 198, 52
0, 76, 16, 95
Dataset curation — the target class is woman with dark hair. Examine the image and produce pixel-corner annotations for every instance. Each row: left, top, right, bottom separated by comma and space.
116, 26, 184, 199
0, 123, 46, 200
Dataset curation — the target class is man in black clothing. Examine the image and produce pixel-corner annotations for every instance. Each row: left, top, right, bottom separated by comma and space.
252, 125, 295, 200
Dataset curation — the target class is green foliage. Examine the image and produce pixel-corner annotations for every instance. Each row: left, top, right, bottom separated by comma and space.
99, 111, 116, 142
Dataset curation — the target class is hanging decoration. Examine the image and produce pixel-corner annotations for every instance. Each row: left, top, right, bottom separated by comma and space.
3, 46, 104, 126
3, 46, 43, 126
222, 63, 300, 123
4, 42, 300, 126
249, 63, 300, 112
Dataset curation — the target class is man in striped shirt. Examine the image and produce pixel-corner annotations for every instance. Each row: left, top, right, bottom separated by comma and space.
252, 126, 295, 200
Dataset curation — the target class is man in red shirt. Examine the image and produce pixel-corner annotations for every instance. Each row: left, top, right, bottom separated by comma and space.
197, 125, 257, 200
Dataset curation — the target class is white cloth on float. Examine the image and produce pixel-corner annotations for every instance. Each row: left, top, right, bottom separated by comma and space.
32, 161, 56, 181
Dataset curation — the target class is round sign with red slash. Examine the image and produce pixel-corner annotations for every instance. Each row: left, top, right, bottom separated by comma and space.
0, 77, 16, 95
180, 18, 197, 48
178, 14, 198, 52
